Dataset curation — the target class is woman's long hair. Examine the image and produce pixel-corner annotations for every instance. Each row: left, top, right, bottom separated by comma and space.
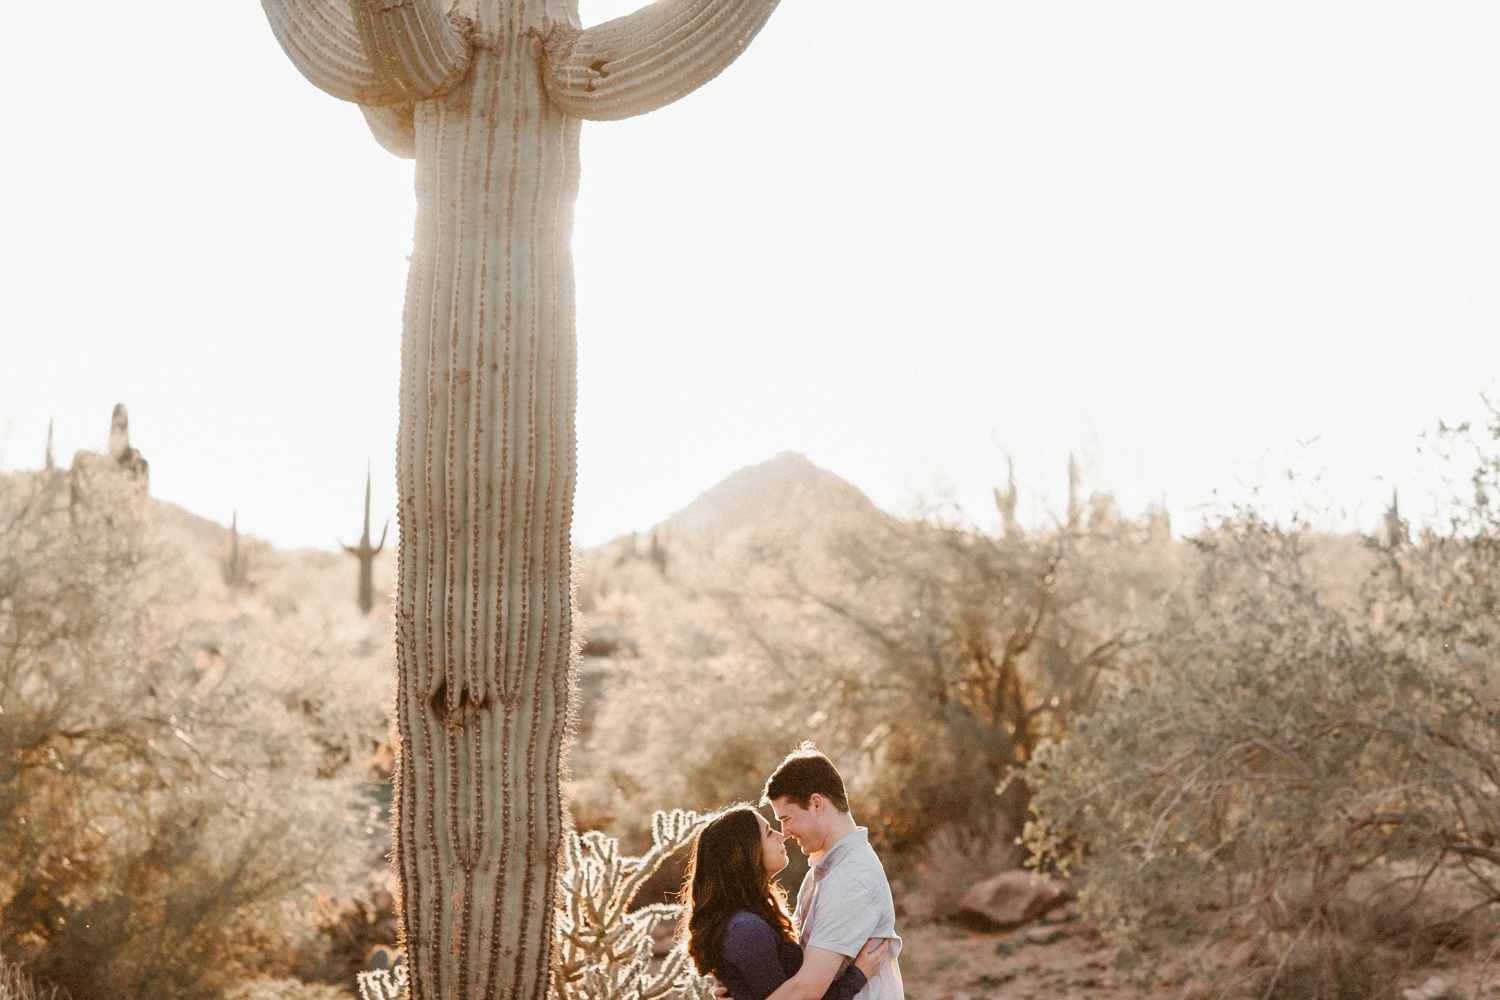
682, 805, 796, 978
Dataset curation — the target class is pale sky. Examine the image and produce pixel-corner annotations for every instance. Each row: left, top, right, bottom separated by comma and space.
2, 2, 1497, 550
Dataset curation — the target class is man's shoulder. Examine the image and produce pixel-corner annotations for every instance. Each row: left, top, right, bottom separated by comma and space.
819, 856, 895, 913
826, 841, 893, 889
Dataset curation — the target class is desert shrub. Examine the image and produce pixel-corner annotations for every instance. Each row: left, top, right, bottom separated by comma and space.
1023, 492, 1500, 996
0, 471, 365, 999
277, 867, 400, 987
770, 498, 1173, 857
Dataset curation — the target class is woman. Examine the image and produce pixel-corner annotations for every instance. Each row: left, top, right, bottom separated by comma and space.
683, 805, 888, 1000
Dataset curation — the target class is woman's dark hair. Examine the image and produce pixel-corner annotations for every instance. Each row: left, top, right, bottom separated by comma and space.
682, 804, 795, 978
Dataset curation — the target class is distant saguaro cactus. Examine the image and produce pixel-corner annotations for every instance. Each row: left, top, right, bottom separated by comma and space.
257, 1, 784, 997
106, 404, 148, 483
342, 467, 388, 615
69, 404, 149, 508
1383, 487, 1408, 548
224, 512, 250, 588
993, 457, 1019, 538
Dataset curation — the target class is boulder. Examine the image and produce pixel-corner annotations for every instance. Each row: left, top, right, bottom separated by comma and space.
954, 870, 1075, 930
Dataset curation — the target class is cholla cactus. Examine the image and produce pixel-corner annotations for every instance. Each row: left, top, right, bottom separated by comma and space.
356, 964, 406, 1000
255, 1, 784, 996
553, 810, 712, 1000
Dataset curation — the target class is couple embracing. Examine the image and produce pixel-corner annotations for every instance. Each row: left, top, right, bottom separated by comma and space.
680, 745, 904, 1000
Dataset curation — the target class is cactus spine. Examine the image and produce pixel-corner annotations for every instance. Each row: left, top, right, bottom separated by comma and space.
256, 2, 783, 997
342, 466, 389, 614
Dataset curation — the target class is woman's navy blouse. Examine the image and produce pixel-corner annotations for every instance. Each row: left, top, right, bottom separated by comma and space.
715, 910, 868, 1000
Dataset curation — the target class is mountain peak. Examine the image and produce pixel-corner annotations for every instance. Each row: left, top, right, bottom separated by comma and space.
659, 453, 878, 541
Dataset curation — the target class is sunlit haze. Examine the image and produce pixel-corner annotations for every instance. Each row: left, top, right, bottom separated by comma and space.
3, 2, 1497, 550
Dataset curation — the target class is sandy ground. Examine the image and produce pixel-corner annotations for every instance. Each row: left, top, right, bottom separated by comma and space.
898, 920, 1500, 1000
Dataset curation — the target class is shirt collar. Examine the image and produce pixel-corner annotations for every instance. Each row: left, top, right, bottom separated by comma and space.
812, 827, 868, 877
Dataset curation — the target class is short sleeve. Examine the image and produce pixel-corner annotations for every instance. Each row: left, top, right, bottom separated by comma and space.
802, 878, 880, 959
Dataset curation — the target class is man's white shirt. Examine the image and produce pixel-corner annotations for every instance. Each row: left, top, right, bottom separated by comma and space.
793, 828, 904, 1000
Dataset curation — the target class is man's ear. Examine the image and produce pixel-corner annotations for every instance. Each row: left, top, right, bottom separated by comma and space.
807, 792, 824, 813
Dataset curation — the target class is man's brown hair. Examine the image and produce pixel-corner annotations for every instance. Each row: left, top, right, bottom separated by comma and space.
762, 743, 849, 813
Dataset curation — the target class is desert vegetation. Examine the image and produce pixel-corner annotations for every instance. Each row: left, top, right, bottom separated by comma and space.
1022, 427, 1500, 997
0, 444, 391, 1000
4, 412, 1498, 999
569, 440, 1498, 999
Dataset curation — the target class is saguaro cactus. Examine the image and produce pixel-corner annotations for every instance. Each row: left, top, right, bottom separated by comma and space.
224, 511, 250, 587
257, 1, 783, 997
342, 466, 389, 614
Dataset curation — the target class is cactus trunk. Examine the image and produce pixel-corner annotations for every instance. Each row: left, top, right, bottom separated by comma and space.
393, 25, 577, 997
258, 0, 783, 996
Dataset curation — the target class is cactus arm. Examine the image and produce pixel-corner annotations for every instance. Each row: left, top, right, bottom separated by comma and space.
541, 0, 783, 122
351, 0, 472, 102
360, 102, 419, 158
260, 0, 405, 105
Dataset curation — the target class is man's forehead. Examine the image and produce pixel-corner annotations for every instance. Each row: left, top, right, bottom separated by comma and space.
769, 796, 803, 818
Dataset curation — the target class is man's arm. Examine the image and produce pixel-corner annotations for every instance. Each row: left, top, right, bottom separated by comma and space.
762, 948, 848, 1000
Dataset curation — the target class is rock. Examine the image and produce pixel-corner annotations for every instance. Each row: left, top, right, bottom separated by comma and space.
954, 870, 1076, 930
1025, 924, 1067, 945
1041, 901, 1077, 924
1402, 978, 1449, 1000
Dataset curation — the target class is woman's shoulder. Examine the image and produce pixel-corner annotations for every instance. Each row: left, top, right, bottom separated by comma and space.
721, 910, 783, 955
725, 910, 776, 935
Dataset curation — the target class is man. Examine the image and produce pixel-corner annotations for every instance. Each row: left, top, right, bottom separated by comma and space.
760, 744, 904, 1000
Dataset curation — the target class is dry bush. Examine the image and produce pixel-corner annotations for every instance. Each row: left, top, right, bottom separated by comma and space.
1023, 479, 1500, 997
273, 866, 400, 987
0, 471, 366, 999
899, 816, 1022, 922
763, 496, 1173, 860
